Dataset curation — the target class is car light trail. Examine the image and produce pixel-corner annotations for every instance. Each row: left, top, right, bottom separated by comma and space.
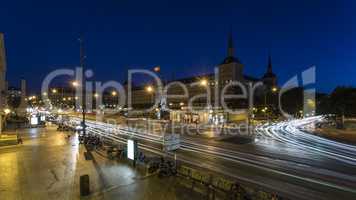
65, 115, 356, 197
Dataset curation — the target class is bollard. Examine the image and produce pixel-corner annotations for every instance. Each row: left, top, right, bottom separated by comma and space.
80, 174, 90, 196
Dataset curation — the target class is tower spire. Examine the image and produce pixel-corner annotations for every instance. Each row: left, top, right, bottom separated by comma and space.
221, 28, 240, 64
267, 53, 273, 73
227, 29, 234, 57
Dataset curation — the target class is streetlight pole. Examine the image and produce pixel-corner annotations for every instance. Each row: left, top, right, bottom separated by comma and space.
264, 88, 268, 121
79, 37, 86, 136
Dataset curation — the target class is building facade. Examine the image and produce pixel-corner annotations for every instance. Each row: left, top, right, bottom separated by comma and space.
126, 32, 278, 123
39, 32, 278, 124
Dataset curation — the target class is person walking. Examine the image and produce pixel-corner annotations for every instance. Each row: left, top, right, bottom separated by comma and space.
16, 130, 23, 144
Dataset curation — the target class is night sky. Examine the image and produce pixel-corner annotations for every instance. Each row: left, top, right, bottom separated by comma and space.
1, 0, 355, 93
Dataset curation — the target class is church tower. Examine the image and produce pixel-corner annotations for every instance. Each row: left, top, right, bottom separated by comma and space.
218, 31, 244, 85
262, 54, 277, 87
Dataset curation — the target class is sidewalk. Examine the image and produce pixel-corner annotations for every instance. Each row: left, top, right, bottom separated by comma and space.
0, 125, 204, 200
80, 150, 204, 200
0, 133, 17, 146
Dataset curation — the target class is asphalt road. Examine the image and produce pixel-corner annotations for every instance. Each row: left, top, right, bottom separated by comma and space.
69, 116, 356, 200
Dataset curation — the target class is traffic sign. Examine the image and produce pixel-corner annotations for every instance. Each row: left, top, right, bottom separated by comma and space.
163, 134, 180, 151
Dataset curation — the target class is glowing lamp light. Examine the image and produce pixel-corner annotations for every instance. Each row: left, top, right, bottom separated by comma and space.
4, 108, 11, 114
153, 66, 160, 72
72, 81, 79, 87
200, 79, 208, 86
146, 86, 153, 93
272, 87, 278, 92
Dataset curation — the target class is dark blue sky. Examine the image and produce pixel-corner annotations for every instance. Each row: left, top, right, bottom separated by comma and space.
1, 0, 355, 93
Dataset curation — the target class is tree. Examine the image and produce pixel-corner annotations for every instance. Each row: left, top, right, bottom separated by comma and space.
280, 87, 304, 116
7, 94, 21, 114
328, 87, 356, 117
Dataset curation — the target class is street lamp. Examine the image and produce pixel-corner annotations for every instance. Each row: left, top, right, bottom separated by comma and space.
200, 79, 208, 86
52, 89, 57, 94
72, 81, 79, 87
110, 91, 118, 108
146, 85, 154, 103
4, 108, 11, 115
153, 66, 160, 72
145, 85, 155, 120
271, 86, 278, 93
146, 86, 153, 93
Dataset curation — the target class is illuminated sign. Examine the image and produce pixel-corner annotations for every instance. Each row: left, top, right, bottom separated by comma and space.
127, 139, 136, 160
30, 116, 38, 125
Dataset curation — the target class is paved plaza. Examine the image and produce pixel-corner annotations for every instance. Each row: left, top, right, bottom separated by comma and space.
0, 125, 202, 200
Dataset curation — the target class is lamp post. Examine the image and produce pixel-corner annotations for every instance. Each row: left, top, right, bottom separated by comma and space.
79, 37, 86, 136
145, 85, 154, 127
146, 86, 154, 104
271, 86, 278, 120
111, 91, 117, 107
264, 86, 278, 121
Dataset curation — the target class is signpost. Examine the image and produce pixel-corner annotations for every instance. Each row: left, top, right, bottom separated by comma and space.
163, 134, 180, 151
163, 134, 181, 166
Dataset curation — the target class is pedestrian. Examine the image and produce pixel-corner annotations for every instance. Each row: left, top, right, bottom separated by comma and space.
17, 132, 23, 144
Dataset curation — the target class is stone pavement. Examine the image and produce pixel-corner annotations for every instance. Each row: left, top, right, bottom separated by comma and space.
0, 125, 203, 200
0, 134, 17, 146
